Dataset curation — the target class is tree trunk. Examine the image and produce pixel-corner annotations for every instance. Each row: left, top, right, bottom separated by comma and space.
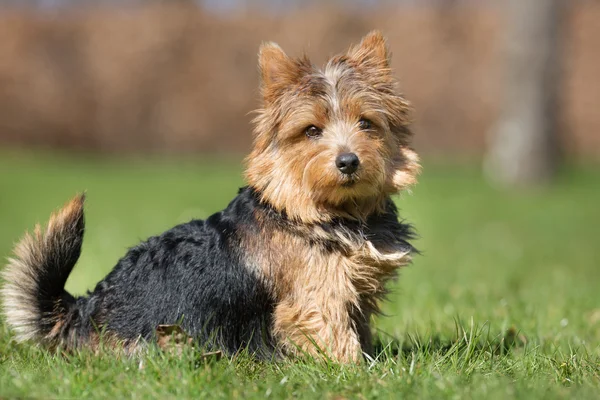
484, 0, 564, 186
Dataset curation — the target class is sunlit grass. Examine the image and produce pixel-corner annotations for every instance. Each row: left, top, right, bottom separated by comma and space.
1, 150, 599, 399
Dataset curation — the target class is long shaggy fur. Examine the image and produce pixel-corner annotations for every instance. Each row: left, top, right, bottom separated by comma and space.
1, 194, 85, 345
2, 31, 420, 363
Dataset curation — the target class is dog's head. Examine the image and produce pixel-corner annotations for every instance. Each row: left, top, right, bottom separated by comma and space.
246, 31, 420, 223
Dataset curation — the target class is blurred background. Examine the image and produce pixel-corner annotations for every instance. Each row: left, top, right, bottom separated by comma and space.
0, 0, 599, 346
0, 0, 598, 164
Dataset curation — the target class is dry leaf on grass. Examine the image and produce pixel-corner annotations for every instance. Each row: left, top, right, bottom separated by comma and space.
156, 324, 193, 354
155, 324, 223, 361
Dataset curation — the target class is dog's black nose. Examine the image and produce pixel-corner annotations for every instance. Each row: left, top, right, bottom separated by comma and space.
335, 152, 360, 175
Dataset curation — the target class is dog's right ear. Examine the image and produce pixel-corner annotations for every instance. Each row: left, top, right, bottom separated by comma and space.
258, 42, 306, 103
346, 30, 391, 73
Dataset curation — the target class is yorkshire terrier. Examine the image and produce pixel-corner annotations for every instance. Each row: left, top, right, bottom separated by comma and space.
2, 31, 420, 363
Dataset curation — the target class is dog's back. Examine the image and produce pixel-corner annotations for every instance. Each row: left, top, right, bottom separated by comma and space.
2, 189, 279, 357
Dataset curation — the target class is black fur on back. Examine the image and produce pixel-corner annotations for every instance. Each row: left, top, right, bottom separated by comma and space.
79, 188, 279, 358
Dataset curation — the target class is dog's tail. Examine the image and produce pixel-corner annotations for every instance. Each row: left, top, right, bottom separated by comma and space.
1, 194, 86, 347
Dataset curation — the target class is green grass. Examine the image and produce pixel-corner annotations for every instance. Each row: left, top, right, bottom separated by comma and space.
0, 149, 599, 399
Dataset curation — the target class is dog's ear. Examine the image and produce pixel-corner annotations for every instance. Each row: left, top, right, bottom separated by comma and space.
346, 30, 390, 71
258, 42, 306, 102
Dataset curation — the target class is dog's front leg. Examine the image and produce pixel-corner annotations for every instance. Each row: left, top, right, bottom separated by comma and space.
273, 296, 362, 363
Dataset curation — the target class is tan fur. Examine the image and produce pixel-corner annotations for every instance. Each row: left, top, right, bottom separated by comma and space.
246, 31, 420, 224
240, 31, 419, 362
241, 209, 412, 363
1, 194, 85, 344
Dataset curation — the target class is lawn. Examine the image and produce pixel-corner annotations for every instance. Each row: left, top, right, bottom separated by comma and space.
0, 149, 599, 399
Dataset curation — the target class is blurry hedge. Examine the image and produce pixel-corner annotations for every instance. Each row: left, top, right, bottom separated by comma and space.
0, 3, 598, 157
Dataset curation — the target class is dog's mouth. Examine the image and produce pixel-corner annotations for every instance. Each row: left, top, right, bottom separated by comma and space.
340, 174, 359, 187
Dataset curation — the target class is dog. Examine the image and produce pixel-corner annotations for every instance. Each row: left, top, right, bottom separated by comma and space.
1, 31, 420, 363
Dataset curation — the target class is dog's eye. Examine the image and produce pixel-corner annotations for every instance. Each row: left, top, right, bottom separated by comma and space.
305, 125, 323, 139
358, 118, 373, 131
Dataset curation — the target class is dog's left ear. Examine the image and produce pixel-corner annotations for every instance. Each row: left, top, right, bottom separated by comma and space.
258, 42, 308, 103
346, 30, 390, 70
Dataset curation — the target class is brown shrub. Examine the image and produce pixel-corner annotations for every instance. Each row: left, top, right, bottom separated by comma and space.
0, 3, 598, 158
